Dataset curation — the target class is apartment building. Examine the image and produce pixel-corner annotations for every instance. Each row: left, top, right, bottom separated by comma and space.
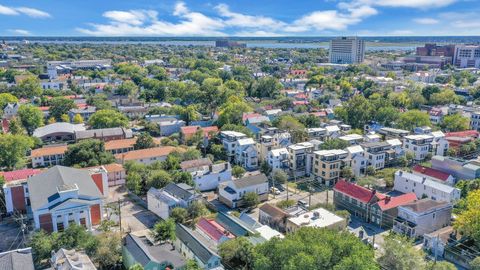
288, 142, 314, 177
257, 135, 275, 162
454, 44, 480, 68
30, 145, 68, 168
267, 148, 289, 171
306, 128, 326, 140
393, 199, 452, 238
346, 145, 367, 177
220, 131, 247, 162
403, 134, 434, 161
329, 36, 365, 64
339, 134, 364, 145
394, 171, 461, 203
235, 138, 258, 170
378, 127, 410, 140
361, 141, 389, 170
312, 149, 348, 186
180, 158, 232, 192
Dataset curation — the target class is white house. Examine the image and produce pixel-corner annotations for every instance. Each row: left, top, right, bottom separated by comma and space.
221, 131, 248, 162
218, 173, 269, 208
267, 148, 289, 171
338, 134, 364, 145
394, 171, 461, 203
346, 145, 367, 177
147, 183, 200, 220
2, 103, 19, 119
235, 138, 258, 170
180, 159, 232, 192
403, 134, 434, 161
393, 199, 452, 238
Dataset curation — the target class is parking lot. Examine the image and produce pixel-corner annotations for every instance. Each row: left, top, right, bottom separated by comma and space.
107, 186, 160, 233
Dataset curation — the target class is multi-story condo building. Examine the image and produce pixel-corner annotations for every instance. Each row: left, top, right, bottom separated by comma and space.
257, 135, 275, 162
267, 148, 289, 171
306, 128, 326, 140
235, 138, 258, 170
393, 199, 452, 238
220, 131, 247, 162
329, 36, 365, 64
394, 171, 461, 203
346, 145, 367, 177
338, 134, 364, 145
470, 111, 480, 131
313, 149, 348, 186
454, 44, 480, 68
403, 134, 434, 161
361, 141, 390, 170
288, 142, 314, 177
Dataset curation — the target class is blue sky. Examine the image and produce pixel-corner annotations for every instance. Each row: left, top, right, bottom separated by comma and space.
0, 0, 479, 36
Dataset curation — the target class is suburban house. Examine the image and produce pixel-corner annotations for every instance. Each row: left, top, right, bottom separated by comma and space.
2, 102, 19, 119
412, 164, 455, 186
180, 158, 232, 192
115, 146, 181, 165
30, 145, 68, 168
123, 230, 186, 270
174, 224, 222, 269
361, 141, 390, 170
393, 199, 452, 238
27, 166, 106, 232
394, 171, 461, 203
218, 173, 269, 208
267, 148, 289, 171
258, 203, 291, 233
147, 183, 200, 220
285, 207, 346, 233
75, 127, 133, 142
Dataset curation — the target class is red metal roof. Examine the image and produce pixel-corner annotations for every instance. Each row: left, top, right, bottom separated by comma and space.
180, 125, 219, 137
412, 165, 451, 182
445, 130, 479, 138
334, 180, 384, 203
0, 168, 42, 182
197, 217, 234, 241
375, 193, 417, 211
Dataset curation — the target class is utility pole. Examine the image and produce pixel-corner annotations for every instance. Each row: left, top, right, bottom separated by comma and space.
117, 199, 122, 234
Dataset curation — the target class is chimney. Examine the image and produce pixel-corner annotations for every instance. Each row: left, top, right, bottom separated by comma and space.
385, 196, 391, 202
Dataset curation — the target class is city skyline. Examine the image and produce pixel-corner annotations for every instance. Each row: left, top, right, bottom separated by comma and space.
0, 0, 479, 37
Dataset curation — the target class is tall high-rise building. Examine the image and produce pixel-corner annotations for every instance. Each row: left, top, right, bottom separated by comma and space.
329, 36, 365, 64
454, 44, 480, 68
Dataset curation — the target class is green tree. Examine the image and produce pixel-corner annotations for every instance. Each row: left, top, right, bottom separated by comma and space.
232, 165, 246, 178
49, 97, 76, 121
63, 139, 115, 168
421, 85, 441, 101
0, 93, 18, 113
116, 80, 139, 97
185, 259, 202, 270
397, 110, 431, 131
147, 170, 172, 190
0, 134, 34, 170
454, 189, 480, 247
152, 219, 176, 243
253, 77, 282, 98
219, 237, 255, 270
129, 263, 144, 270
427, 261, 457, 270
430, 89, 461, 105
217, 96, 252, 126
30, 230, 55, 265
126, 172, 142, 195
88, 109, 129, 129
8, 118, 24, 135
243, 192, 259, 208
179, 104, 200, 126
254, 227, 378, 270
273, 170, 288, 184
441, 113, 469, 132
334, 95, 373, 129
60, 113, 70, 123
14, 75, 42, 98
134, 132, 155, 150
470, 257, 480, 270
170, 207, 188, 224
378, 233, 426, 270
187, 201, 208, 220
18, 104, 44, 135
94, 232, 122, 269
341, 167, 354, 180
73, 113, 84, 124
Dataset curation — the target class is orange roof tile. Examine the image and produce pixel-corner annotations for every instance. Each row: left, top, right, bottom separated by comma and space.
102, 163, 125, 173
105, 138, 137, 150
30, 145, 68, 158
115, 146, 183, 161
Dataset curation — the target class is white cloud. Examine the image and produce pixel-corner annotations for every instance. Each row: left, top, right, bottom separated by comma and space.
9, 29, 31, 35
0, 5, 18, 15
0, 5, 50, 18
215, 4, 286, 30
345, 0, 456, 9
413, 18, 439, 24
15, 7, 51, 18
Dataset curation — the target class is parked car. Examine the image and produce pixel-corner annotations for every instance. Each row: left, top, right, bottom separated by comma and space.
270, 187, 280, 195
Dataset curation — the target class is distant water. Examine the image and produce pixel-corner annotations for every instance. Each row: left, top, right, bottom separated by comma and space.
3, 36, 480, 51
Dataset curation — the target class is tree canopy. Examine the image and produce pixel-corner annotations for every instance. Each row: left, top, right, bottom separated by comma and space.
88, 109, 129, 129
63, 139, 115, 168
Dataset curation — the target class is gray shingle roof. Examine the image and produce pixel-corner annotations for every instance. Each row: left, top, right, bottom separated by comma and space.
124, 233, 186, 268
232, 174, 268, 189
175, 224, 217, 264
33, 123, 86, 138
27, 166, 103, 211
74, 127, 131, 140
164, 183, 196, 201
0, 248, 34, 270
